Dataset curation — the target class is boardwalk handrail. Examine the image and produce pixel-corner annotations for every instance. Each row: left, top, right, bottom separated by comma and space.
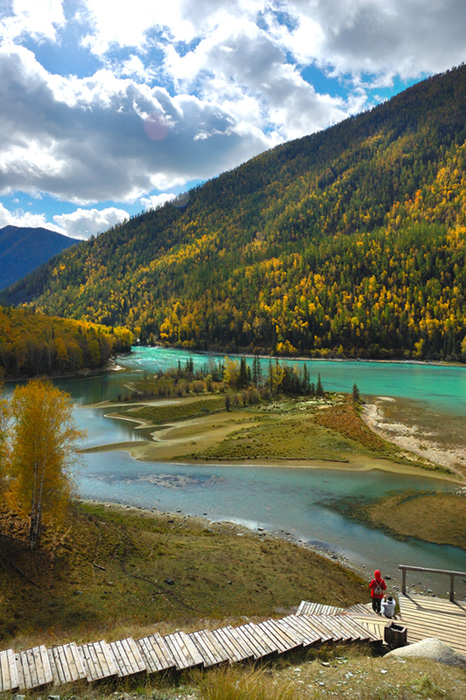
399, 564, 466, 601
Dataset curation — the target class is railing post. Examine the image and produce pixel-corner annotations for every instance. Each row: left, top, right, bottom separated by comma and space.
401, 568, 407, 595
450, 574, 455, 602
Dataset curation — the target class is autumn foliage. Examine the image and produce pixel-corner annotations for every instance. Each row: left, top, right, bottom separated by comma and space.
2, 379, 84, 550
0, 305, 133, 377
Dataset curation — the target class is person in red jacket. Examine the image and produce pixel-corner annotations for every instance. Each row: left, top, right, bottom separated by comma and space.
369, 569, 387, 613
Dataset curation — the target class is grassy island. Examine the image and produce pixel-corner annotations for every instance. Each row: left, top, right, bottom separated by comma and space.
83, 356, 457, 481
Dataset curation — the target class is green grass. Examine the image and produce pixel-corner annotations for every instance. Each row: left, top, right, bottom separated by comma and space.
123, 395, 226, 424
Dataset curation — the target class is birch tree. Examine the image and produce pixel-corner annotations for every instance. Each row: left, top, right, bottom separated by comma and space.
0, 378, 9, 494
6, 379, 84, 551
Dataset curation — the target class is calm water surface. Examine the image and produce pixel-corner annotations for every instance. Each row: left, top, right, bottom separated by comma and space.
54, 348, 466, 594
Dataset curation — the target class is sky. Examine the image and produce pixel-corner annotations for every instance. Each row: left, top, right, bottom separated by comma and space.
0, 1, 465, 240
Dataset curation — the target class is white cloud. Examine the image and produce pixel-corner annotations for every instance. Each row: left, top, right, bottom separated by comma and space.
0, 202, 65, 232
53, 206, 129, 239
0, 45, 270, 204
0, 0, 465, 223
287, 0, 466, 81
0, 0, 65, 43
140, 193, 176, 210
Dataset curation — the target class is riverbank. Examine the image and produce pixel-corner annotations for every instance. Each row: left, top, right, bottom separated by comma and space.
0, 499, 368, 649
362, 397, 466, 481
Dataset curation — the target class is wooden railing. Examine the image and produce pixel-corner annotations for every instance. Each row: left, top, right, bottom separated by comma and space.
399, 564, 466, 602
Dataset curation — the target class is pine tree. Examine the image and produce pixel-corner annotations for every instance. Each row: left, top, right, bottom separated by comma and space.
252, 354, 262, 388
316, 373, 324, 396
238, 357, 248, 388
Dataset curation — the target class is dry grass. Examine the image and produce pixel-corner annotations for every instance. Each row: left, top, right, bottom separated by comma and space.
191, 664, 303, 700
27, 644, 466, 700
364, 492, 466, 549
271, 643, 466, 699
0, 501, 367, 649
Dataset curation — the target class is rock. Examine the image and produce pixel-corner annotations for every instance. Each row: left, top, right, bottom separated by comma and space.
165, 577, 175, 585
386, 638, 466, 669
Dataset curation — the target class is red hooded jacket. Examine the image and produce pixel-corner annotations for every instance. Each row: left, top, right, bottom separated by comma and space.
369, 570, 386, 599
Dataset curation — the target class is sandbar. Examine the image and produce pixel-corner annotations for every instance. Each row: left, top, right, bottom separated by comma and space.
80, 399, 462, 483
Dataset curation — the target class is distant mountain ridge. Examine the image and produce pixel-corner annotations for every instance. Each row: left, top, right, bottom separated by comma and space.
5, 65, 466, 361
0, 225, 75, 289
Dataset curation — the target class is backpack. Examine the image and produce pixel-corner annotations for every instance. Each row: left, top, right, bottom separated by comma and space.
373, 582, 383, 596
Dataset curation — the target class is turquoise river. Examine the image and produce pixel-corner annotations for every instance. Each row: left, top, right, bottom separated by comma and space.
51, 347, 466, 595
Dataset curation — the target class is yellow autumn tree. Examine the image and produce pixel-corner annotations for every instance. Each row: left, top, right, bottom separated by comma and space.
5, 379, 85, 551
0, 377, 9, 494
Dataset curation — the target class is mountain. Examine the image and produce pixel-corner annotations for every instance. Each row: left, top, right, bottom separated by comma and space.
0, 225, 76, 289
5, 65, 466, 362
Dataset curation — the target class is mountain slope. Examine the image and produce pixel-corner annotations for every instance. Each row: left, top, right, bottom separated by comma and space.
5, 65, 466, 361
0, 225, 76, 289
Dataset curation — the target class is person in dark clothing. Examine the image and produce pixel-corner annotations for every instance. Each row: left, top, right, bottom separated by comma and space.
369, 569, 387, 613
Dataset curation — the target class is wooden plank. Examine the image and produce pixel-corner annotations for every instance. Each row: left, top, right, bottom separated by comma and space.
345, 603, 375, 616
301, 615, 336, 643
276, 615, 322, 647
352, 615, 388, 640
48, 646, 66, 686
211, 626, 255, 664
344, 616, 383, 643
189, 630, 229, 667
297, 601, 345, 616
234, 623, 277, 658
288, 614, 328, 644
398, 594, 466, 653
16, 646, 53, 690
401, 595, 466, 617
0, 649, 18, 692
256, 619, 302, 654
48, 643, 87, 685
318, 615, 351, 641
296, 600, 310, 615
136, 634, 177, 674
79, 641, 118, 682
162, 631, 204, 671
200, 629, 230, 666
399, 611, 465, 635
109, 638, 146, 678
226, 625, 268, 661
330, 615, 369, 642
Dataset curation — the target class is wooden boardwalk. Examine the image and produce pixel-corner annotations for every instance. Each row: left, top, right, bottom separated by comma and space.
0, 594, 464, 693
398, 594, 466, 655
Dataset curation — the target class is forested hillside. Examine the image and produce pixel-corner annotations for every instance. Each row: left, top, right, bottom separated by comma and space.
5, 65, 466, 361
0, 306, 132, 377
0, 225, 75, 289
